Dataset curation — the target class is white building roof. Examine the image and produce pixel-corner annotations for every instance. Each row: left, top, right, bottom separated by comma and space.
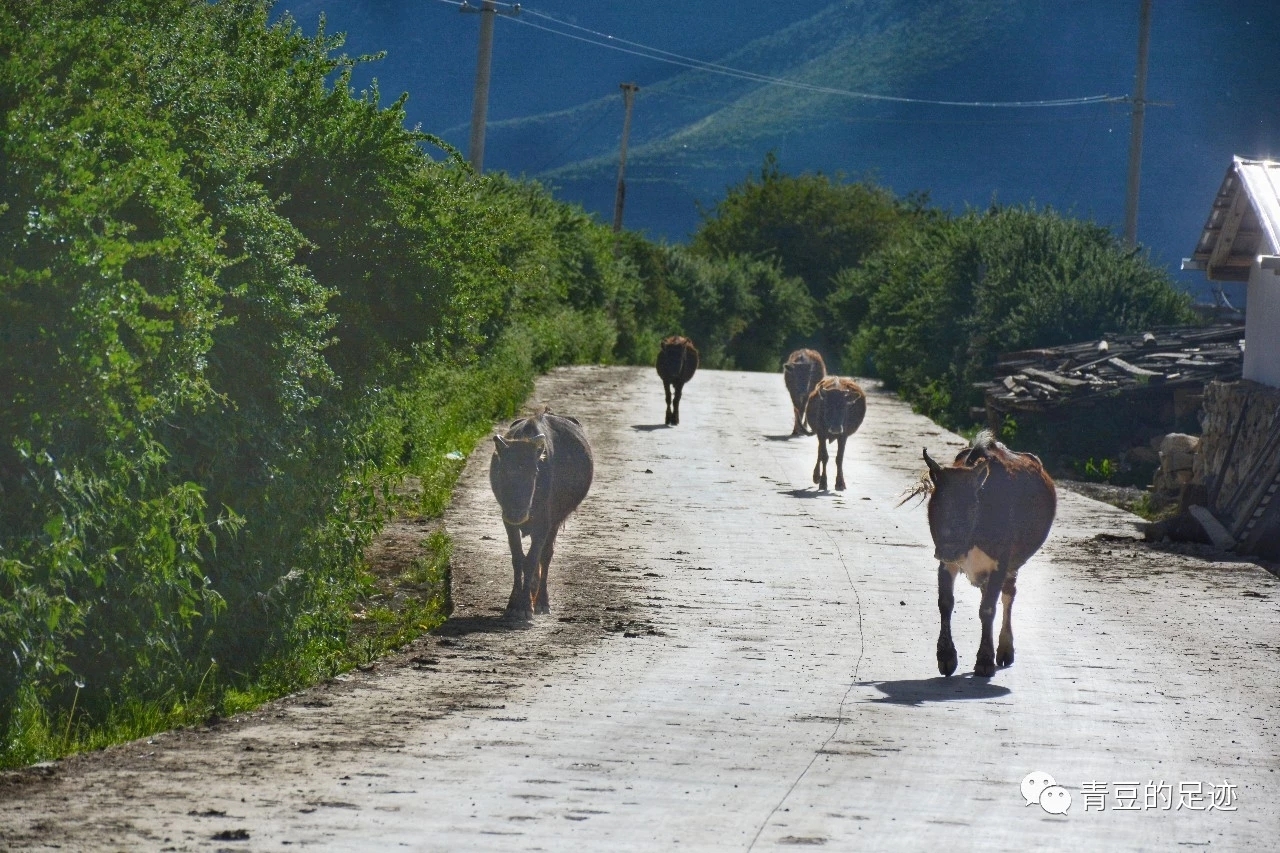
1183, 156, 1280, 281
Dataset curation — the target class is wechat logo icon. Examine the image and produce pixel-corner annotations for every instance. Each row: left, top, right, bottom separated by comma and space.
1022, 771, 1071, 815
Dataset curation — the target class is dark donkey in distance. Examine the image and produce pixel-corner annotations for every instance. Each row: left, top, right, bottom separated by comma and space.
804, 376, 866, 491
919, 430, 1056, 677
783, 348, 826, 436
656, 335, 698, 426
490, 409, 593, 620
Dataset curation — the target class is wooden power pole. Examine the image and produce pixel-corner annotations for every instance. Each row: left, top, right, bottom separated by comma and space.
612, 82, 640, 234
461, 1, 520, 173
1123, 0, 1152, 247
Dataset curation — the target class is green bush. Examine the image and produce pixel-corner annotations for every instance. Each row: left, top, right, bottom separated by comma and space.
0, 0, 659, 765
836, 204, 1196, 426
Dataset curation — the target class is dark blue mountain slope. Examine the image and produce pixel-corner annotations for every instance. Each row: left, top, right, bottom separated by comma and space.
275, 0, 1280, 297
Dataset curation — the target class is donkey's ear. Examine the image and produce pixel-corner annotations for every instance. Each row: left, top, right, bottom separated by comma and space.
493, 435, 510, 452
923, 448, 943, 482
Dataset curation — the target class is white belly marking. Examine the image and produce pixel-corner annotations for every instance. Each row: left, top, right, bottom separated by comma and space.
946, 546, 998, 587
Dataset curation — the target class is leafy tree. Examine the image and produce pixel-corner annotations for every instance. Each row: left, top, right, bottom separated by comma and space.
663, 248, 815, 371
691, 153, 928, 308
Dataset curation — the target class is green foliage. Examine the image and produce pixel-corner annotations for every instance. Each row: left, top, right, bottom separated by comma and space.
0, 0, 656, 766
620, 243, 815, 371
837, 204, 1196, 426
1079, 457, 1117, 482
691, 153, 929, 312
673, 250, 815, 371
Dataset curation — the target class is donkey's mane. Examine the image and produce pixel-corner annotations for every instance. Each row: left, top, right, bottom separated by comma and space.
971, 429, 997, 450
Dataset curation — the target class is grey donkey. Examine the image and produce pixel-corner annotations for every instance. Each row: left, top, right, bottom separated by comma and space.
490, 410, 594, 620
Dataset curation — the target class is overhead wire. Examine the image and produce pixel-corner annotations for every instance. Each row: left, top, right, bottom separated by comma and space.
438, 0, 1128, 187
657, 89, 1125, 126
436, 0, 1125, 109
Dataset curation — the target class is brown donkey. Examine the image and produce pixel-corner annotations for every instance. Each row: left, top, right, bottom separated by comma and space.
656, 335, 698, 426
804, 376, 866, 491
490, 410, 593, 620
920, 431, 1056, 677
783, 349, 826, 436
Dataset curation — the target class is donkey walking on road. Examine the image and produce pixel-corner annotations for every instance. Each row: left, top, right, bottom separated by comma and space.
783, 349, 826, 436
490, 410, 593, 620
656, 336, 698, 426
919, 431, 1056, 677
804, 376, 866, 491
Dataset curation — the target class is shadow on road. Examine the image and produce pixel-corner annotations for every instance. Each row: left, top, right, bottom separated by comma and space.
861, 676, 1011, 705
631, 424, 670, 432
762, 434, 798, 442
434, 614, 532, 638
779, 488, 828, 499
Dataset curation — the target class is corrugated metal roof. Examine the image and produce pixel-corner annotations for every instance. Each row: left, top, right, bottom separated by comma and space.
1237, 157, 1280, 253
1183, 156, 1280, 281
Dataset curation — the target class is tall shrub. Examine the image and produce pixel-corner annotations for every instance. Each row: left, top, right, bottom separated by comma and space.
837, 205, 1196, 426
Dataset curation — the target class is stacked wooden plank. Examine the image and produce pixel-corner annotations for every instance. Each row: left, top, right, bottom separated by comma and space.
984, 324, 1244, 413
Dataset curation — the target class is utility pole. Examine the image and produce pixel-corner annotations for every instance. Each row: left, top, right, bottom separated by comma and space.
612, 82, 640, 234
1123, 0, 1152, 247
461, 1, 520, 173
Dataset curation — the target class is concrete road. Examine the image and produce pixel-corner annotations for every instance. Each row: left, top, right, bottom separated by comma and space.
2, 366, 1277, 851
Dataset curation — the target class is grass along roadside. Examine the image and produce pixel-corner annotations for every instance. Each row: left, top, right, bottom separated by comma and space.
1, 348, 535, 770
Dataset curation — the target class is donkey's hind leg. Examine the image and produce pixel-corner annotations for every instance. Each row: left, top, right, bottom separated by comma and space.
663, 381, 674, 425
996, 571, 1017, 667
974, 565, 1008, 677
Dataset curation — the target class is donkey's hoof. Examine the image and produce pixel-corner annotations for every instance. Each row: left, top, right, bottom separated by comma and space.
504, 604, 534, 623
996, 645, 1014, 667
937, 642, 957, 677
973, 655, 997, 678
835, 478, 846, 491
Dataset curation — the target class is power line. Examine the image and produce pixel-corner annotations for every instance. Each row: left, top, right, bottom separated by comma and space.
434, 0, 1124, 109
658, 88, 1126, 126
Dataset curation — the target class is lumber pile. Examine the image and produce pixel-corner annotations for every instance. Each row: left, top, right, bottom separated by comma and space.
984, 325, 1244, 413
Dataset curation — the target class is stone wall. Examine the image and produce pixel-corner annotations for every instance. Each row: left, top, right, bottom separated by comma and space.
1195, 380, 1280, 557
